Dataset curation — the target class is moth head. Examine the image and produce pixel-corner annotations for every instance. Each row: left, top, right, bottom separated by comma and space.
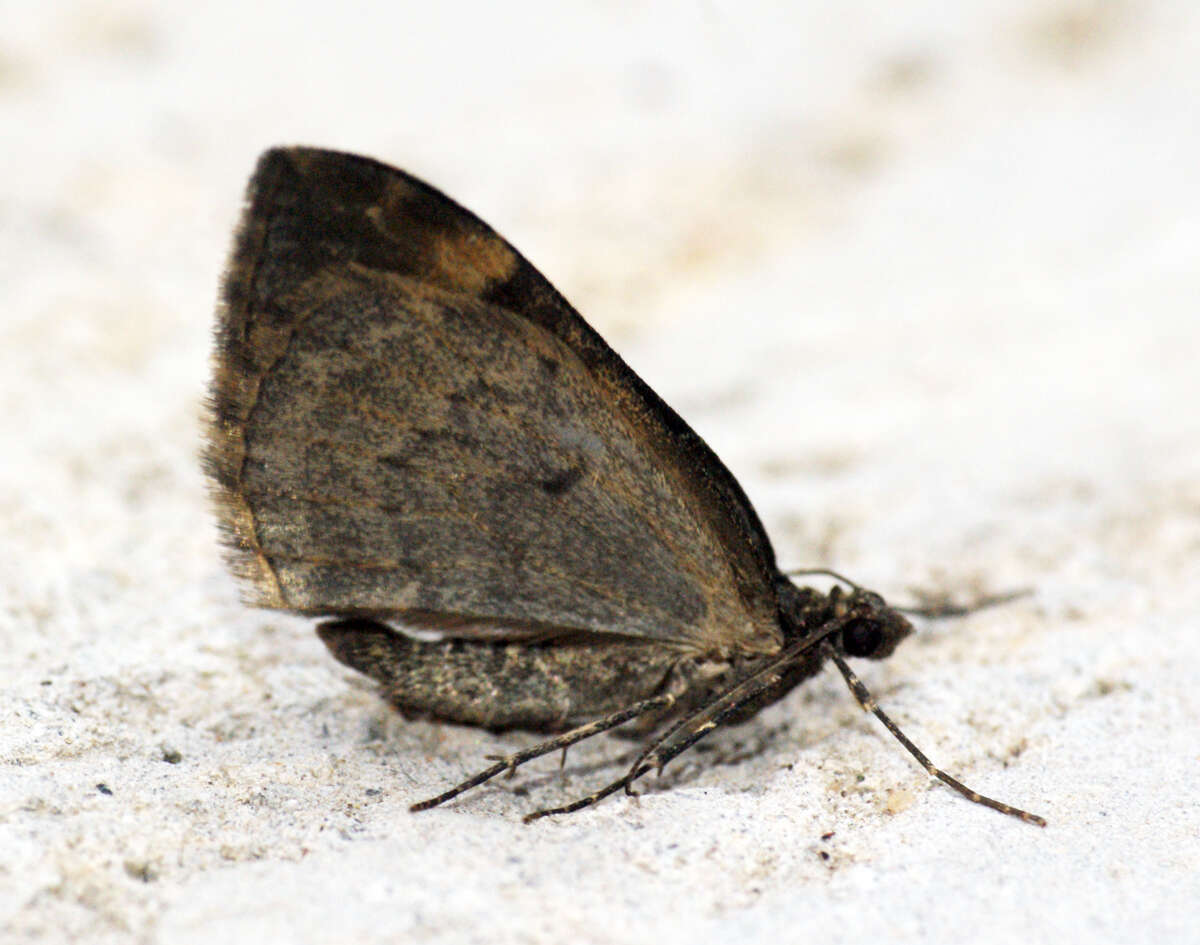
831, 586, 914, 660
777, 577, 914, 660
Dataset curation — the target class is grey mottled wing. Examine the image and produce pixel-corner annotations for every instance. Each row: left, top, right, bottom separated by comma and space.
206, 147, 781, 656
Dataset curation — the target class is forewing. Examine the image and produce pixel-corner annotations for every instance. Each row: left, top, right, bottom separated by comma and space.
206, 148, 781, 654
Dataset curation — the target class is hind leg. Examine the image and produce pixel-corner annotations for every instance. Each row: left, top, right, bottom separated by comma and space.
318, 618, 685, 810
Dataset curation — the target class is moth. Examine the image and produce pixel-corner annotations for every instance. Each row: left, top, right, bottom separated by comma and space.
206, 147, 1044, 826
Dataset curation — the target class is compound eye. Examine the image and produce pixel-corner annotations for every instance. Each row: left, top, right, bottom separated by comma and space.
841, 619, 883, 657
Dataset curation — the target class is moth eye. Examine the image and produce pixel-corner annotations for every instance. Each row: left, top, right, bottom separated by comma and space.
841, 620, 883, 657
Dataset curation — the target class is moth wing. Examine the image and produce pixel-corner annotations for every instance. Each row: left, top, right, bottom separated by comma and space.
206, 147, 781, 655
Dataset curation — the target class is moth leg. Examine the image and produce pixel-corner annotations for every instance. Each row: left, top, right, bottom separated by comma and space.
411, 693, 676, 812
521, 672, 770, 822
619, 714, 691, 796
522, 774, 635, 823
613, 626, 841, 799
825, 643, 1047, 826
620, 656, 797, 796
525, 653, 804, 821
521, 714, 701, 822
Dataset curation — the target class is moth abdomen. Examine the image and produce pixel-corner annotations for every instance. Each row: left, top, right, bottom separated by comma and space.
317, 619, 682, 731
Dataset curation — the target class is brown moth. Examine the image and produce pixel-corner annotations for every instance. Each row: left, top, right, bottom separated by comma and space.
205, 147, 1044, 825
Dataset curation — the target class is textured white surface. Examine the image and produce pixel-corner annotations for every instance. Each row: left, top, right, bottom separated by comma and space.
2, 2, 1198, 943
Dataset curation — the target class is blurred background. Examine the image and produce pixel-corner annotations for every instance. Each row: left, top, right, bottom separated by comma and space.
2, 2, 1198, 944
6, 1, 1198, 588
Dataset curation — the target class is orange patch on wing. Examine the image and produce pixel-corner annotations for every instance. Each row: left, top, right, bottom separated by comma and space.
431, 229, 517, 292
